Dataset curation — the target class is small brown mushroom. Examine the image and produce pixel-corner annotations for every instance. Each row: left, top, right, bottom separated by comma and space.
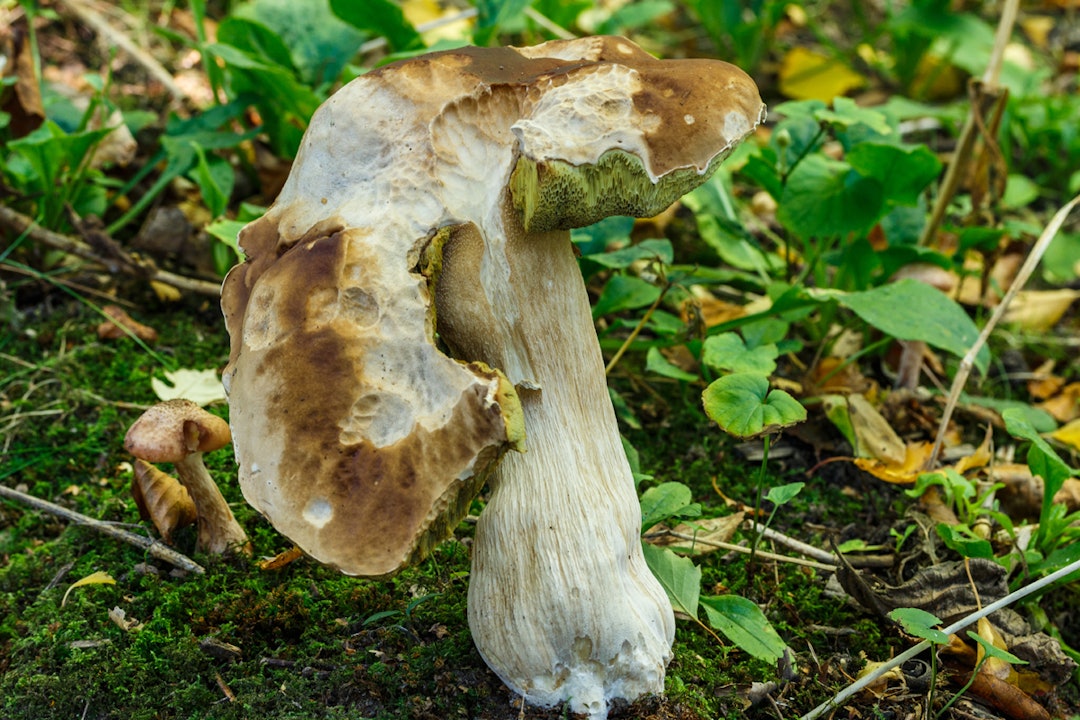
125, 399, 250, 555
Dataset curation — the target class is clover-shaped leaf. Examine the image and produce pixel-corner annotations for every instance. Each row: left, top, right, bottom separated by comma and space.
702, 373, 806, 438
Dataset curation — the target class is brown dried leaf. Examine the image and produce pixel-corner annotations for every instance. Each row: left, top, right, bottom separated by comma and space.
1003, 289, 1080, 331
0, 19, 45, 137
132, 459, 196, 544
97, 305, 159, 343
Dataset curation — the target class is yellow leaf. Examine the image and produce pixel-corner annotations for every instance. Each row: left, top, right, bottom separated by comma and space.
1051, 418, 1080, 452
854, 441, 935, 484
62, 571, 116, 607
1003, 289, 1080, 331
151, 368, 227, 405
778, 47, 865, 101
150, 280, 182, 302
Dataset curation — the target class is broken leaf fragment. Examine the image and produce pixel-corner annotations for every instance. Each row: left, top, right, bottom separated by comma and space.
702, 373, 806, 438
62, 571, 116, 607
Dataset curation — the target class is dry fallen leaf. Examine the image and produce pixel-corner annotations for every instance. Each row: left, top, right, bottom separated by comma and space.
778, 47, 866, 101
1002, 289, 1080, 331
258, 545, 305, 571
97, 305, 159, 343
62, 571, 116, 607
151, 368, 227, 406
848, 394, 906, 464
1038, 383, 1080, 423
854, 441, 935, 485
108, 606, 144, 632
132, 459, 197, 544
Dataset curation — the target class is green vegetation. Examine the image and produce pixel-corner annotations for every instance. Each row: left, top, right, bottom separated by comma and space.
3, 0, 1079, 718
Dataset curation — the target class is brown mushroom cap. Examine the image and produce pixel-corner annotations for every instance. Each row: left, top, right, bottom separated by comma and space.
124, 399, 232, 463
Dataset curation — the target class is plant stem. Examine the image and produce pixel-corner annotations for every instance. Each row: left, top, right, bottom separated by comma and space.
746, 434, 771, 577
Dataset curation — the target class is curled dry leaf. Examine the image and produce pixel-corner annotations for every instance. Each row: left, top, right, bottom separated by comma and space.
132, 459, 197, 544
257, 545, 305, 571
97, 305, 159, 343
108, 606, 144, 632
853, 441, 935, 485
1038, 383, 1080, 423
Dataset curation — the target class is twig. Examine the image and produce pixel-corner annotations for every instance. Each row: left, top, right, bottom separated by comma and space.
0, 484, 205, 574
799, 554, 1080, 720
0, 205, 222, 296
605, 285, 668, 375
646, 530, 836, 572
523, 7, 576, 40
927, 193, 1080, 468
57, 0, 192, 107
746, 522, 839, 564
916, 0, 1019, 248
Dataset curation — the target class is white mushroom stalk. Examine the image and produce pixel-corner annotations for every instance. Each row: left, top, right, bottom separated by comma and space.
220, 36, 764, 717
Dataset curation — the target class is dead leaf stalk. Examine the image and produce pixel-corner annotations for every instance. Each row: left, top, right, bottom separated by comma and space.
928, 193, 1080, 468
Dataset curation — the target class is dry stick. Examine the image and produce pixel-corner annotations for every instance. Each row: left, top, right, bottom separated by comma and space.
799, 554, 1080, 720
916, 0, 1019, 249
927, 193, 1080, 468
747, 521, 839, 565
0, 484, 205, 574
0, 205, 222, 297
648, 530, 836, 572
57, 0, 192, 107
605, 286, 668, 375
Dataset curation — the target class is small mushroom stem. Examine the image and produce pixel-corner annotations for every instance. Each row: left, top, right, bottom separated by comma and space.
175, 454, 251, 556
436, 217, 674, 717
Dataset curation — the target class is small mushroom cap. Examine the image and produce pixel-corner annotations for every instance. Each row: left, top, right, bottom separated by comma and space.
125, 399, 232, 464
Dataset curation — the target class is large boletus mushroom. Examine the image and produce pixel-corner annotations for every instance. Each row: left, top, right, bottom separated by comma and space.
222, 36, 764, 717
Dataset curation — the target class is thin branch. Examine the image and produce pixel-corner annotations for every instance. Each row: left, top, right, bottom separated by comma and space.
0, 484, 205, 574
0, 205, 222, 296
928, 193, 1080, 468
57, 0, 192, 107
645, 530, 837, 572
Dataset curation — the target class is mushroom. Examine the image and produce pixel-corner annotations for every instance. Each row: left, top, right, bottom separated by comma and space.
125, 399, 250, 555
221, 36, 764, 717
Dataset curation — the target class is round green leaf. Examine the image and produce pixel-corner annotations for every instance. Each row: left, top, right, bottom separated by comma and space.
702, 373, 807, 438
701, 333, 778, 375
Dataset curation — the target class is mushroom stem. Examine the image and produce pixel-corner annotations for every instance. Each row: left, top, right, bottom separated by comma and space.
436, 216, 673, 717
175, 454, 251, 556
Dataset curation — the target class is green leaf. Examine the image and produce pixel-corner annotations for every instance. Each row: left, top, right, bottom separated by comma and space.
645, 347, 698, 382
765, 482, 804, 506
936, 523, 994, 559
640, 482, 701, 530
701, 333, 779, 376
814, 97, 893, 135
836, 279, 990, 374
329, 0, 422, 52
702, 373, 806, 438
1003, 408, 1077, 547
700, 595, 788, 662
585, 238, 673, 269
846, 142, 941, 206
888, 607, 949, 644
966, 631, 1027, 665
473, 0, 531, 45
591, 275, 662, 318
190, 147, 233, 219
777, 154, 884, 239
234, 0, 367, 84
641, 544, 700, 617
